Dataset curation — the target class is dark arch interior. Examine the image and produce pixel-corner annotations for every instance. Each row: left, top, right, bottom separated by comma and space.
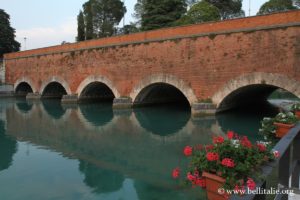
15, 82, 33, 96
42, 82, 67, 99
218, 84, 299, 113
79, 82, 115, 103
133, 83, 190, 108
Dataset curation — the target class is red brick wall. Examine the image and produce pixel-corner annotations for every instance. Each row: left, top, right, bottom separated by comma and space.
4, 10, 300, 102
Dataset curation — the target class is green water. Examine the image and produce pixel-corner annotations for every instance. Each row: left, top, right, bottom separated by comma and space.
0, 99, 278, 200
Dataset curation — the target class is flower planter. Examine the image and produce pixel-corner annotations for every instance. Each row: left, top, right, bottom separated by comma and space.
202, 171, 227, 200
274, 122, 295, 138
295, 110, 300, 119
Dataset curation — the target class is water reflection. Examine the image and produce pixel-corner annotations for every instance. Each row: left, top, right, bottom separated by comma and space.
79, 160, 124, 194
42, 100, 66, 119
0, 99, 278, 200
78, 103, 113, 127
134, 105, 190, 136
216, 102, 279, 140
16, 101, 33, 114
0, 120, 17, 171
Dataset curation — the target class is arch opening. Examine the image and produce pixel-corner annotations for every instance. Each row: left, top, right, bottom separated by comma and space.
217, 84, 299, 113
79, 82, 115, 103
15, 82, 33, 96
133, 83, 191, 109
41, 82, 67, 99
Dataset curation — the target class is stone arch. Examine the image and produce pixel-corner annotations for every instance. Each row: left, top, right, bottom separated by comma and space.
212, 72, 300, 111
130, 74, 197, 106
14, 77, 37, 93
76, 75, 120, 98
39, 76, 71, 95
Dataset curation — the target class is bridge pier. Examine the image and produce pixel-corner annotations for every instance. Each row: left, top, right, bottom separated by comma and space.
191, 103, 216, 117
113, 97, 133, 109
61, 94, 78, 104
26, 93, 41, 100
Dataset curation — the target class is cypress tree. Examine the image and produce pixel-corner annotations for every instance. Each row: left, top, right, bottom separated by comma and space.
77, 10, 85, 41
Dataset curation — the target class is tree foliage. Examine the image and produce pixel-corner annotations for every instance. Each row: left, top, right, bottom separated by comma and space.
134, 0, 187, 31
0, 9, 20, 58
175, 1, 220, 25
78, 0, 126, 40
77, 10, 85, 42
188, 1, 220, 23
204, 0, 244, 19
257, 0, 297, 15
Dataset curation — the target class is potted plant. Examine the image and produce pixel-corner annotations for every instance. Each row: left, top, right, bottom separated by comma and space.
172, 131, 279, 200
273, 112, 298, 138
259, 117, 277, 143
291, 103, 300, 118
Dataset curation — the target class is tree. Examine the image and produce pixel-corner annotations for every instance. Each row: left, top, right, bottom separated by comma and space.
83, 0, 94, 40
294, 0, 300, 8
257, 0, 297, 15
0, 9, 20, 58
187, 1, 221, 23
204, 0, 244, 19
82, 0, 126, 39
133, 0, 146, 27
174, 1, 220, 25
77, 10, 85, 41
117, 23, 139, 35
134, 0, 187, 31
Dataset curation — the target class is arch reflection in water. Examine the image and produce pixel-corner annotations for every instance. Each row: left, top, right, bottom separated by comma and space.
78, 103, 114, 127
79, 160, 124, 194
0, 120, 17, 171
16, 101, 33, 114
134, 105, 190, 136
42, 100, 67, 119
216, 102, 279, 140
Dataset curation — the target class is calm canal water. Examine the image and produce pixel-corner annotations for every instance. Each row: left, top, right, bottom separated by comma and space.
0, 99, 279, 200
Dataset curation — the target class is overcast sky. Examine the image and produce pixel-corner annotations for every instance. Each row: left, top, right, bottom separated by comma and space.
0, 0, 268, 50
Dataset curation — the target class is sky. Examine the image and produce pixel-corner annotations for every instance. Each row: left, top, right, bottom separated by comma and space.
0, 0, 268, 50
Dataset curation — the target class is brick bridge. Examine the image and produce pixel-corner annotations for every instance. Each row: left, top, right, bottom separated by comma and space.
3, 11, 300, 115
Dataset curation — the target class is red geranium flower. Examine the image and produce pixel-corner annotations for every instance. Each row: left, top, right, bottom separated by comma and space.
195, 177, 206, 188
206, 152, 219, 161
240, 136, 252, 148
247, 178, 256, 190
193, 170, 200, 177
205, 144, 214, 151
213, 136, 225, 144
256, 143, 266, 152
172, 167, 180, 179
221, 158, 235, 168
227, 131, 234, 139
187, 172, 196, 181
183, 146, 193, 156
